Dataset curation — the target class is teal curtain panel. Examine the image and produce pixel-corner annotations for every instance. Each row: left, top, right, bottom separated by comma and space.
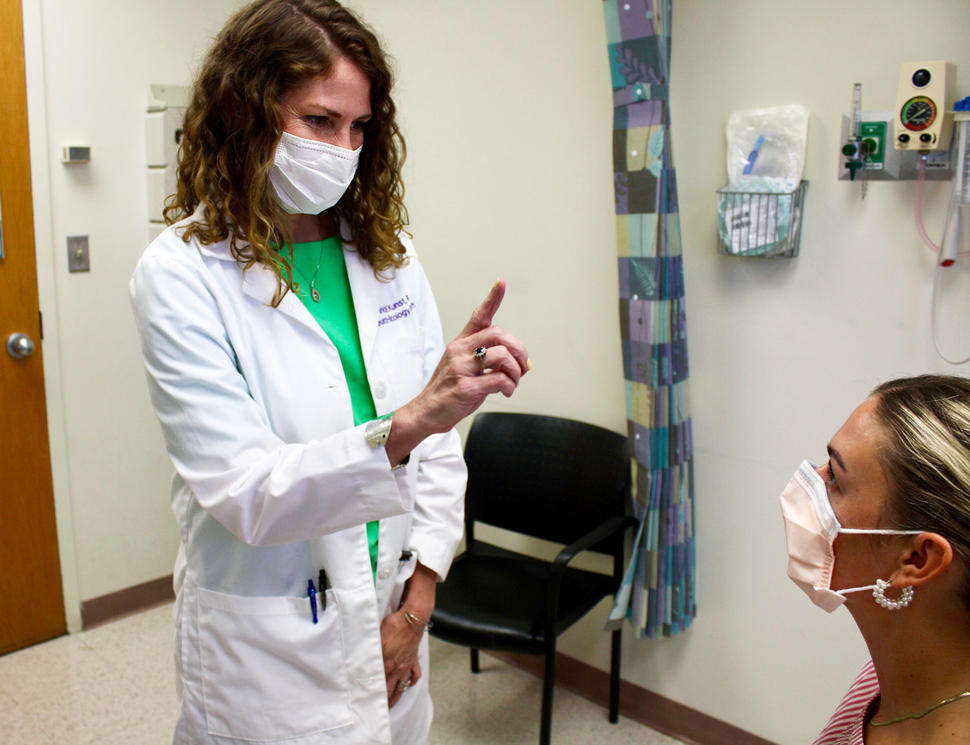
602, 0, 696, 639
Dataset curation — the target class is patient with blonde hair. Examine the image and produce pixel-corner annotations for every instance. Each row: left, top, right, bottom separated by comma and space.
780, 375, 970, 744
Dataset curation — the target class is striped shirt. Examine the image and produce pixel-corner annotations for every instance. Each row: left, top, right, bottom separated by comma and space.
813, 660, 880, 745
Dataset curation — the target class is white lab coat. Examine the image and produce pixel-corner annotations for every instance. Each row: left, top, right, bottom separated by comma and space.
129, 211, 466, 745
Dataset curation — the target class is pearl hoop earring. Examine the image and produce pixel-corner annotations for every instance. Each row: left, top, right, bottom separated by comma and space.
873, 578, 914, 610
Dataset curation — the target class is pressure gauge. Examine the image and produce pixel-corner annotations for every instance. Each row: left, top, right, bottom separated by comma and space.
894, 61, 955, 151
900, 95, 937, 132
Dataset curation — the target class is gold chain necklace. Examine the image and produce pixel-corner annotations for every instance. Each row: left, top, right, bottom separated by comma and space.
870, 689, 970, 727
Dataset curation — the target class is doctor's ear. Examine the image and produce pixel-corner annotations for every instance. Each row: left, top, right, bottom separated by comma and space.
893, 532, 954, 587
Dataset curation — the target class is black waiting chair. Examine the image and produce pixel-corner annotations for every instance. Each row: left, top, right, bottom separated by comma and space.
430, 412, 635, 745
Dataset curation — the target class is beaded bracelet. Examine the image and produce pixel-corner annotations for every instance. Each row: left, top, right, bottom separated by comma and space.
403, 609, 434, 630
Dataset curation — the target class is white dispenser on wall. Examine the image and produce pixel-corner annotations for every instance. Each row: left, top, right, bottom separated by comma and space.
145, 84, 190, 241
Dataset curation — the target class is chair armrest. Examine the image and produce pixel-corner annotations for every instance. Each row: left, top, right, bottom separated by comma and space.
540, 514, 637, 636
551, 514, 638, 573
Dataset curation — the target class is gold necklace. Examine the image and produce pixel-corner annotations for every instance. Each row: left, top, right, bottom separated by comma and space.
292, 244, 324, 303
870, 689, 970, 727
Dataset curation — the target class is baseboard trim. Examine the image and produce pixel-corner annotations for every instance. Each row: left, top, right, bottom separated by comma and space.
80, 574, 175, 629
488, 650, 778, 745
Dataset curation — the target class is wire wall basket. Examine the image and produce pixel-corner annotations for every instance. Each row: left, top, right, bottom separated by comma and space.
716, 180, 808, 258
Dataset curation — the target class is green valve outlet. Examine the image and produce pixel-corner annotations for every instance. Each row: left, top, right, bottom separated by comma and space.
838, 110, 909, 182
859, 121, 887, 165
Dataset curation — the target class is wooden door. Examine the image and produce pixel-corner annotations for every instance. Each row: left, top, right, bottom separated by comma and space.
0, 0, 65, 654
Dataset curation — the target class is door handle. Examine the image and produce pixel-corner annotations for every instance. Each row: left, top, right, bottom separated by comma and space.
7, 333, 35, 359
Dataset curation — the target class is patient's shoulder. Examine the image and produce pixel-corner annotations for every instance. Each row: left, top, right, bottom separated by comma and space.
812, 660, 878, 745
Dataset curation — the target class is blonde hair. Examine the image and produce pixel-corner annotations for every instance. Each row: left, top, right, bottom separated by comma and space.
872, 375, 970, 608
164, 0, 408, 305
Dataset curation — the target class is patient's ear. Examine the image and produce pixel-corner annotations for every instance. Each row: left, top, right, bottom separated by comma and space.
892, 532, 953, 587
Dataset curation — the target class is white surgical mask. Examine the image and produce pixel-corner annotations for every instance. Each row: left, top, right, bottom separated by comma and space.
270, 131, 361, 215
779, 460, 921, 612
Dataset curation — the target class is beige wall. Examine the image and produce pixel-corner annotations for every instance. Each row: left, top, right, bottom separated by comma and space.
24, 0, 247, 627
664, 2, 970, 741
25, 1, 970, 743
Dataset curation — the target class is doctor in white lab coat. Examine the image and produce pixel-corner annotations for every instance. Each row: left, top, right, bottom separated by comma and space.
128, 2, 529, 744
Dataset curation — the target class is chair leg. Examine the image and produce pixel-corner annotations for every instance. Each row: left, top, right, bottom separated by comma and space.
539, 647, 555, 745
470, 648, 480, 674
608, 627, 621, 723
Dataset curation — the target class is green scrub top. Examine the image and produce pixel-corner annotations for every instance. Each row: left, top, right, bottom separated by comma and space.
287, 236, 380, 578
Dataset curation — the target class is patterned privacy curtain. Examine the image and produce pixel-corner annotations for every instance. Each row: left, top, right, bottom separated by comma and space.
602, 0, 695, 639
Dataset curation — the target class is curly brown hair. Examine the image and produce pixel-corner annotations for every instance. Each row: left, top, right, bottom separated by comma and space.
164, 0, 409, 305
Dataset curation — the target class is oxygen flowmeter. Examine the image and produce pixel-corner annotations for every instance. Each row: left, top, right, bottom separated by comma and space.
834, 61, 970, 364
838, 61, 957, 184
894, 61, 956, 151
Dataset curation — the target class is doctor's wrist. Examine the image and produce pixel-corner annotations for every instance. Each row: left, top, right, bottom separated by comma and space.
399, 563, 436, 620
402, 609, 434, 631
384, 405, 425, 466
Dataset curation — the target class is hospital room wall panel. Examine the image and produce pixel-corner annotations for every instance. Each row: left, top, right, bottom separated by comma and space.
362, 0, 629, 441
663, 1, 970, 742
23, 0, 249, 623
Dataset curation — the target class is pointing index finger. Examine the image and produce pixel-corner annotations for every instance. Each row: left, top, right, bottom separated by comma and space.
461, 278, 506, 336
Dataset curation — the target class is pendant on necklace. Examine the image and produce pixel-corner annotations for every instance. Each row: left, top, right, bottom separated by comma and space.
311, 285, 321, 302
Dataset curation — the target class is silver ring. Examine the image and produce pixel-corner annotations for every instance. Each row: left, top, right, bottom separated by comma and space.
397, 679, 411, 691
474, 345, 487, 373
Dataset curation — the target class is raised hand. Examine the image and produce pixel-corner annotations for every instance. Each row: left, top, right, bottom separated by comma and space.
386, 279, 529, 465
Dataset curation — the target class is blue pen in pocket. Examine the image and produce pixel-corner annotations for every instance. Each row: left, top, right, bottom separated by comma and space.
307, 579, 318, 624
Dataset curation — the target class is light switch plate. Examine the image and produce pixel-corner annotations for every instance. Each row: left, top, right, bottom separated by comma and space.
67, 235, 90, 272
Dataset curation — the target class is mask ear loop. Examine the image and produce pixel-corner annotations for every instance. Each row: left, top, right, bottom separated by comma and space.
833, 581, 915, 610
833, 582, 879, 595
832, 528, 922, 603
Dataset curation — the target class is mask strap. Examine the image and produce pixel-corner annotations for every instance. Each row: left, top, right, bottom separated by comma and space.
832, 528, 923, 595
836, 583, 878, 596
832, 528, 922, 597
838, 528, 923, 535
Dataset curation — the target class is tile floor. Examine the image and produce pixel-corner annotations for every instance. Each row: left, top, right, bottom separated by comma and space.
0, 603, 684, 745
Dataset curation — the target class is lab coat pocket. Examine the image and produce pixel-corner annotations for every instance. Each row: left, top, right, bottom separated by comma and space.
197, 587, 353, 741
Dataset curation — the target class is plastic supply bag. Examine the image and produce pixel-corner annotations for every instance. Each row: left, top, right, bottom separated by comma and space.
726, 104, 808, 185
718, 105, 809, 256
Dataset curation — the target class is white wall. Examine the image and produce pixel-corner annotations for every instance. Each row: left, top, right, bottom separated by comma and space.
26, 1, 970, 743
350, 0, 625, 432
663, 2, 970, 741
25, 0, 247, 619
